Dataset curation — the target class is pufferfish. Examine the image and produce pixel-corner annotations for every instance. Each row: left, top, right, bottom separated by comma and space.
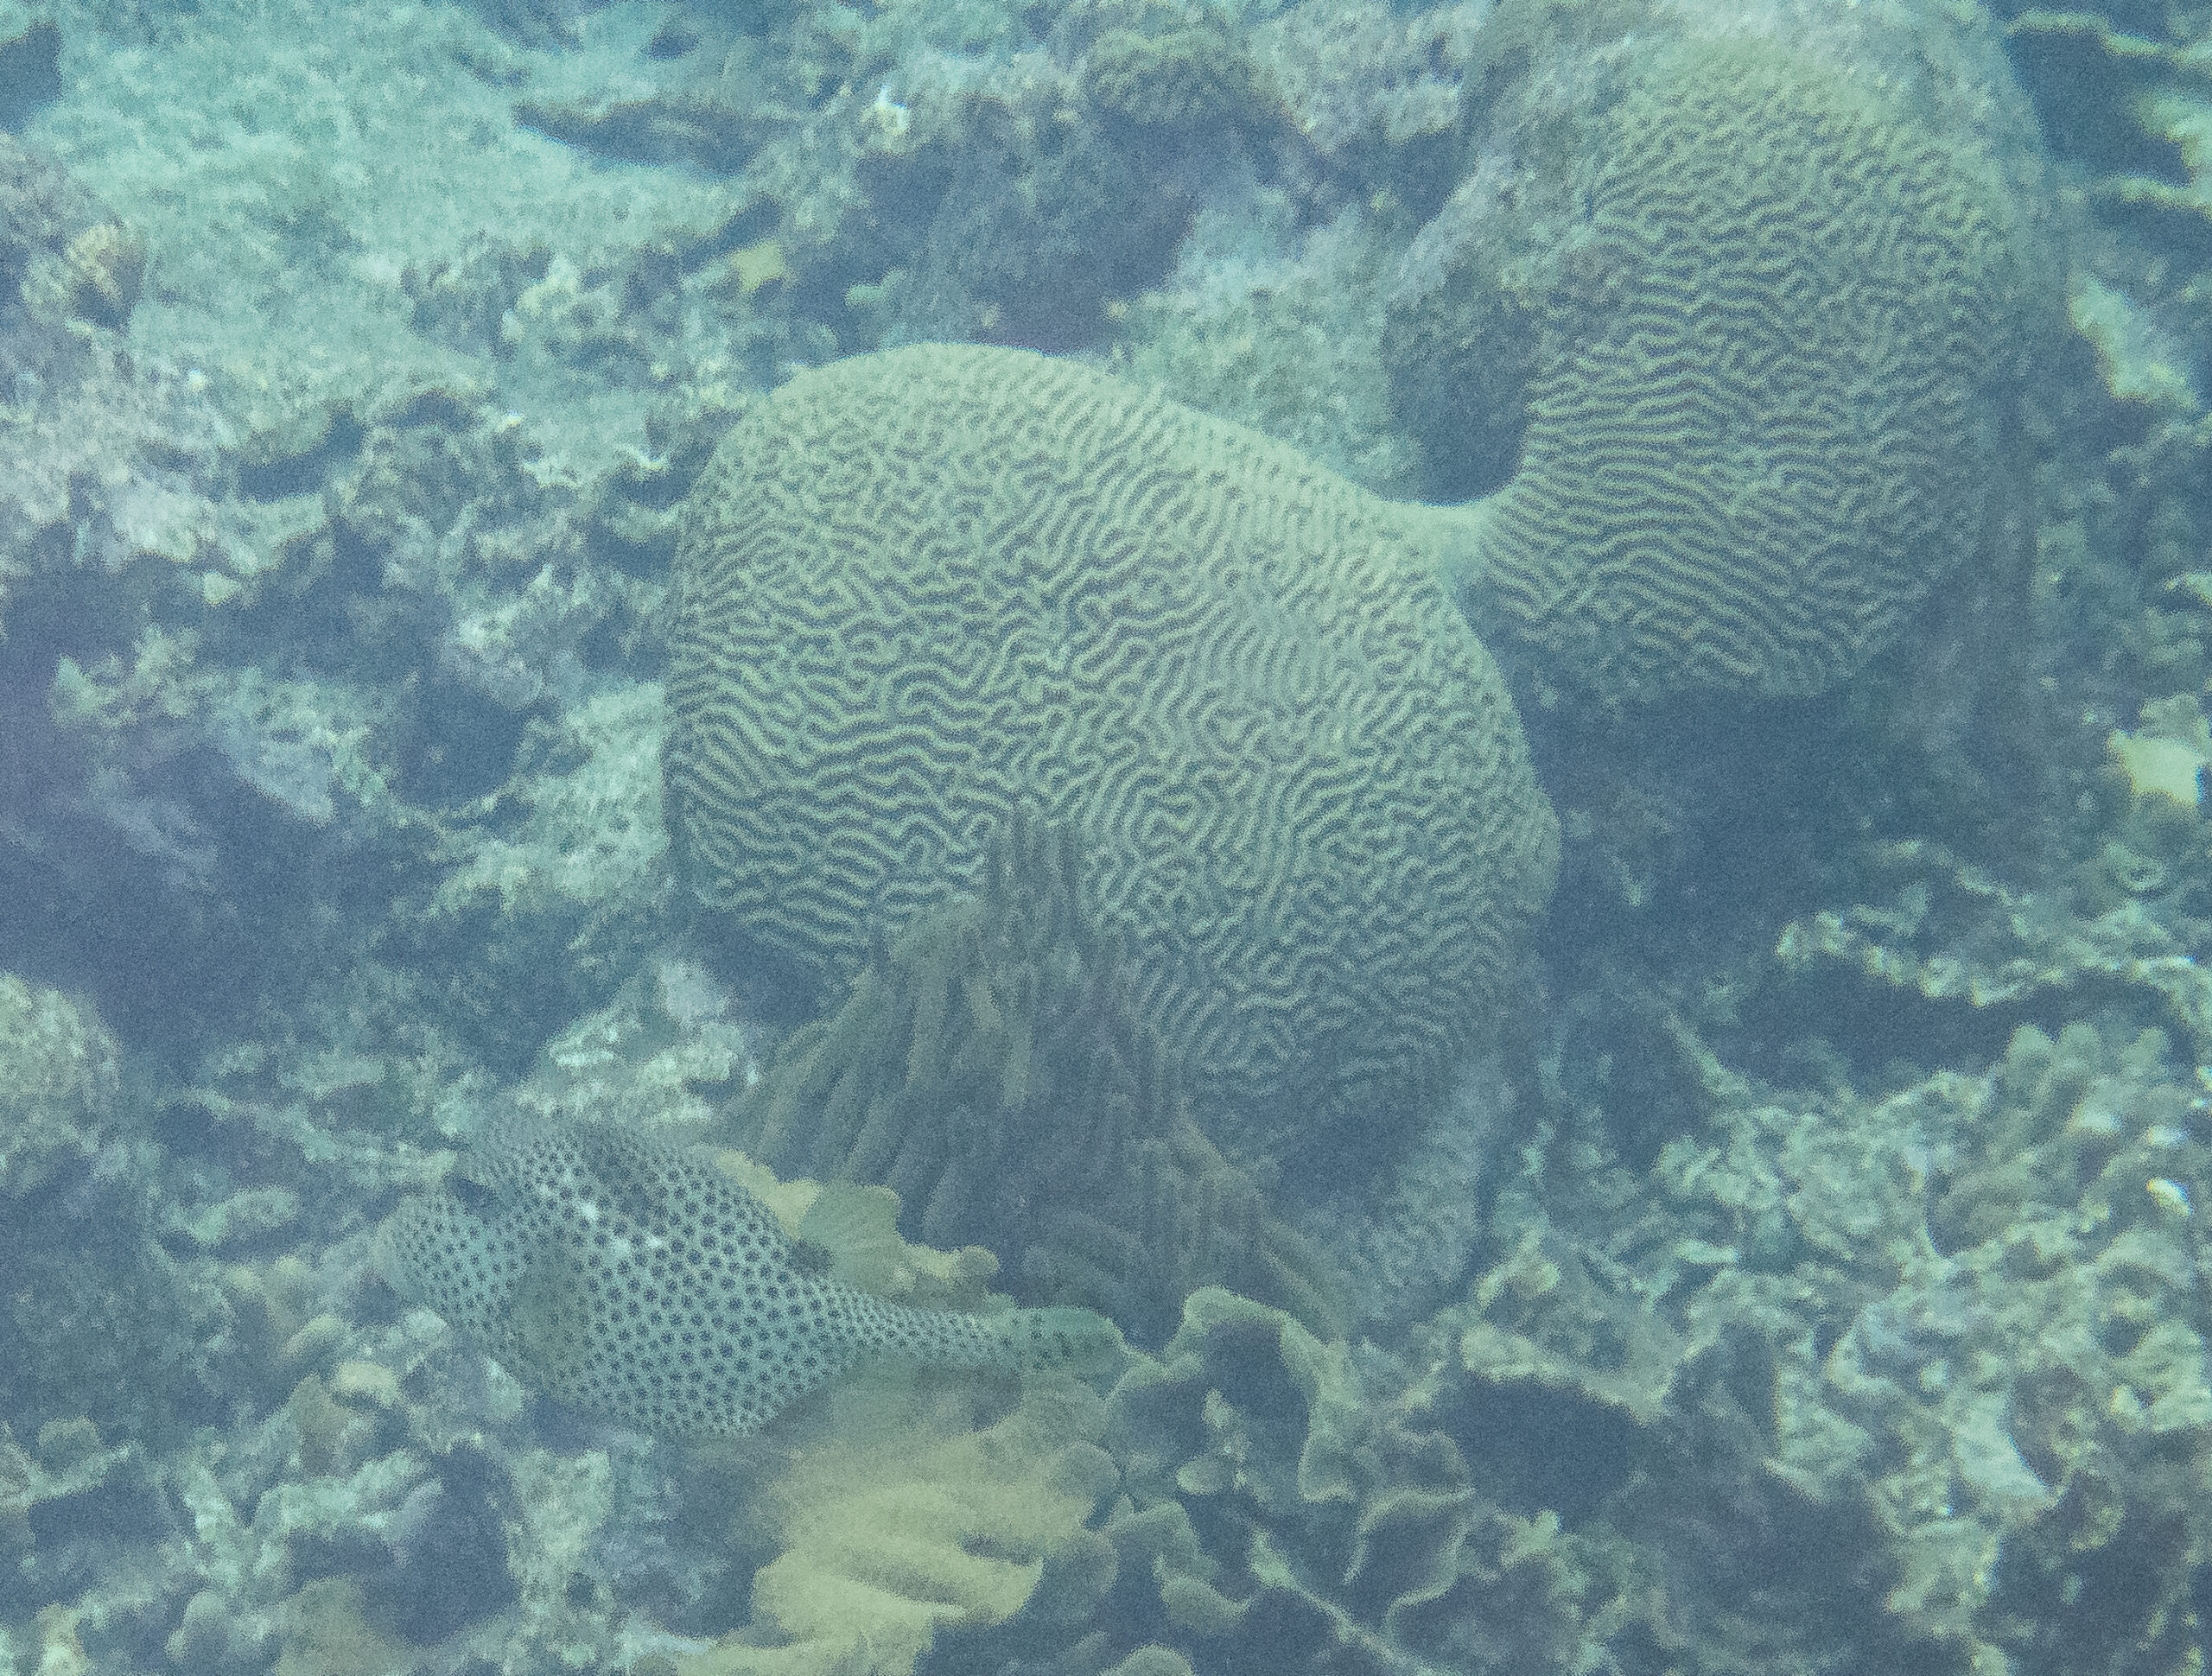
377, 1119, 1121, 1439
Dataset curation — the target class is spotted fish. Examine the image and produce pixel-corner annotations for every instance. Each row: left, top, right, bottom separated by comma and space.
377, 1120, 1121, 1438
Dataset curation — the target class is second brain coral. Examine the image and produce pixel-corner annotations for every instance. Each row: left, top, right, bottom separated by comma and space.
665, 344, 1558, 1139
1400, 35, 2040, 705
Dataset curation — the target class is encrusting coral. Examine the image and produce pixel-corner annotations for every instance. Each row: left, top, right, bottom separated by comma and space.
736, 816, 1344, 1343
665, 341, 1558, 1135
1646, 1010, 2212, 1670
675, 1377, 1120, 1676
1074, 1286, 1604, 1676
0, 974, 226, 1444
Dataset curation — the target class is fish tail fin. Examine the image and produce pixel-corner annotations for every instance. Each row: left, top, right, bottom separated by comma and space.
1001, 1305, 1125, 1375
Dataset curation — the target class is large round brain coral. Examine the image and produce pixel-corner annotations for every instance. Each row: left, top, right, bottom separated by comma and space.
665, 344, 1558, 1138
1430, 38, 2033, 704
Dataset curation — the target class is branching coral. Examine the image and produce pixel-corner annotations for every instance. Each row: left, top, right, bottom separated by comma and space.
736, 816, 1344, 1342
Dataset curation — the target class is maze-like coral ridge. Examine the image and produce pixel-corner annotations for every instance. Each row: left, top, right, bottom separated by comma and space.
665, 343, 1558, 1126
1478, 39, 2024, 702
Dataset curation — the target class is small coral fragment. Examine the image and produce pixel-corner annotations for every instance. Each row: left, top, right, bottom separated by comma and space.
61, 221, 146, 327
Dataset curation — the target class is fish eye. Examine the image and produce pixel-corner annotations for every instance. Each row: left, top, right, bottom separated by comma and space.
451, 1175, 499, 1216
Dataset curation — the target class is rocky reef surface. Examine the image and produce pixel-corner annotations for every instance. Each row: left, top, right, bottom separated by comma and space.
2, 0, 2210, 1672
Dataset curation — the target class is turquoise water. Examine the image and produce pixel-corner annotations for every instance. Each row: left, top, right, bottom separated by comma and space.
1, 0, 2209, 1671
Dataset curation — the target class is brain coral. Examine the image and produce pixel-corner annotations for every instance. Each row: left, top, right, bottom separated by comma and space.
1081, 12, 1273, 137
666, 343, 1558, 1133
1456, 38, 2029, 703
